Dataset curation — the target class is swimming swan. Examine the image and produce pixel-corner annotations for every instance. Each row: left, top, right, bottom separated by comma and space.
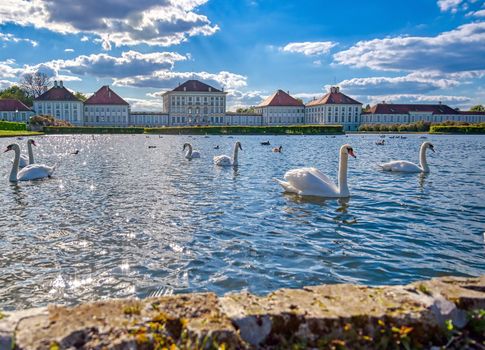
379, 142, 435, 173
213, 141, 242, 166
4, 143, 56, 182
183, 143, 200, 159
275, 144, 356, 198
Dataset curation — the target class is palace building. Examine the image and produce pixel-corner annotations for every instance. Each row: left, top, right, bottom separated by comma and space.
0, 99, 34, 122
162, 80, 227, 126
305, 86, 362, 131
255, 89, 305, 125
84, 86, 130, 126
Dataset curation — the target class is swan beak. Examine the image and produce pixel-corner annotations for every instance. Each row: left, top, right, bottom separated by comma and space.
3, 148, 10, 153
430, 145, 435, 153
348, 149, 356, 158
32, 141, 37, 146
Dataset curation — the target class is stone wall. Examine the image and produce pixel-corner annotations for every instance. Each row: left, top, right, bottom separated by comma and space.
0, 275, 483, 349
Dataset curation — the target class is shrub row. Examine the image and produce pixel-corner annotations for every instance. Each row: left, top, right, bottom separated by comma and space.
430, 124, 485, 134
43, 126, 145, 134
145, 125, 343, 135
30, 115, 72, 127
0, 120, 27, 131
359, 120, 480, 132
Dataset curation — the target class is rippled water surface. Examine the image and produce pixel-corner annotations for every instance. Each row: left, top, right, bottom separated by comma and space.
1, 134, 484, 309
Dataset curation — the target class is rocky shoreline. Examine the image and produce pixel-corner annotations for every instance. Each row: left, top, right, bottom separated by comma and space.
1, 275, 483, 349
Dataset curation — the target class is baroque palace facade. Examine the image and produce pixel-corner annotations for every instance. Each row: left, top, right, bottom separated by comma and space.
1, 79, 484, 129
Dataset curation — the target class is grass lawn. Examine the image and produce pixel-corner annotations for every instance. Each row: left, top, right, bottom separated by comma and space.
0, 130, 43, 138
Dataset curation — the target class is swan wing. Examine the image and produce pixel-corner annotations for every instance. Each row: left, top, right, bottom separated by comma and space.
283, 167, 338, 196
191, 151, 201, 158
17, 164, 55, 181
274, 178, 299, 194
213, 155, 231, 166
379, 160, 421, 173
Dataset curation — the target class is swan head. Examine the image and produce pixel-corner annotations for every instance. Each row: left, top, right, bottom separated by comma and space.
236, 141, 242, 150
423, 142, 435, 153
3, 144, 19, 153
28, 139, 37, 146
341, 144, 356, 158
182, 143, 190, 151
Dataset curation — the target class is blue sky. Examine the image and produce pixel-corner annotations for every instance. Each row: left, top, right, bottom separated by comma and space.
0, 0, 484, 111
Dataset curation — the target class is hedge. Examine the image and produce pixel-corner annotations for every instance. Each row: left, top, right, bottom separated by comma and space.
145, 125, 343, 135
430, 124, 485, 134
43, 126, 145, 134
0, 121, 27, 131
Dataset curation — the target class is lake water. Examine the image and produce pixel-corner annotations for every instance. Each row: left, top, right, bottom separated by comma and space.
0, 134, 484, 310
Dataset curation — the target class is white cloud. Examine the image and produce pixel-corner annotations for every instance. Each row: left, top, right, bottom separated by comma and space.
364, 94, 471, 105
28, 50, 187, 79
437, 0, 463, 12
126, 97, 164, 111
336, 73, 460, 95
0, 79, 15, 89
80, 36, 89, 42
333, 22, 485, 73
114, 70, 247, 90
0, 59, 23, 78
64, 48, 74, 52
0, 0, 219, 48
0, 32, 38, 47
225, 89, 266, 110
281, 41, 337, 56
467, 9, 485, 17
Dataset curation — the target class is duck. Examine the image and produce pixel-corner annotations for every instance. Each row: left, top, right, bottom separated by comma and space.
4, 143, 56, 182
275, 144, 356, 198
183, 143, 200, 159
260, 141, 271, 146
272, 145, 283, 152
214, 141, 242, 166
378, 142, 435, 173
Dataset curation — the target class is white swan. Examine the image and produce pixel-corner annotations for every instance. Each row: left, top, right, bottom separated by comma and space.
183, 143, 200, 159
4, 143, 56, 182
379, 141, 435, 173
275, 144, 356, 198
14, 139, 36, 168
213, 141, 242, 166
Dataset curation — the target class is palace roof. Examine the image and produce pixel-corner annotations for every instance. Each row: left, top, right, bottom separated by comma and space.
257, 90, 304, 107
306, 87, 361, 106
0, 99, 32, 111
171, 80, 223, 93
85, 86, 129, 105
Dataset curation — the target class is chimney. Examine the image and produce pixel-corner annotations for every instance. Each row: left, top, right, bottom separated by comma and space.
184, 87, 186, 92
59, 81, 63, 87
438, 101, 442, 105
209, 87, 212, 92
54, 80, 58, 88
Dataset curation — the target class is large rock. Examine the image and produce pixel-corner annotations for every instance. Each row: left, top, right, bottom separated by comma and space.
0, 275, 483, 349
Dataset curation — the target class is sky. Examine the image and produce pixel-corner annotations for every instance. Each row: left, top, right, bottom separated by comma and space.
0, 0, 484, 111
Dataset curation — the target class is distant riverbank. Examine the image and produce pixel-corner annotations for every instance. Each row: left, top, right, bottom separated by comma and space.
0, 130, 43, 138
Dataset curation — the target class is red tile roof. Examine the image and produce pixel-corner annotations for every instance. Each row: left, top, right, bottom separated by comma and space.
0, 99, 32, 111
171, 80, 222, 93
35, 85, 81, 102
85, 86, 129, 105
369, 103, 458, 115
306, 87, 361, 106
257, 90, 304, 107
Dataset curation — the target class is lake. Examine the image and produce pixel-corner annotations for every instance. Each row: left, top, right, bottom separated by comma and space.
0, 133, 484, 310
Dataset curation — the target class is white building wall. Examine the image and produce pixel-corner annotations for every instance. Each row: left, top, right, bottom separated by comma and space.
362, 112, 485, 125
225, 114, 262, 126
0, 110, 34, 122
255, 106, 305, 126
84, 104, 130, 126
305, 104, 361, 131
33, 100, 84, 125
163, 91, 226, 126
130, 112, 169, 127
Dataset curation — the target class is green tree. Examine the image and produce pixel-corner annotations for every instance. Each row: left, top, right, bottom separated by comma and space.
74, 92, 87, 102
0, 85, 33, 106
295, 98, 304, 105
470, 104, 484, 112
236, 106, 256, 114
363, 104, 371, 112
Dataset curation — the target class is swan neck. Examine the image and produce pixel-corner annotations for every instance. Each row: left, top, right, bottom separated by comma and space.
9, 146, 20, 182
233, 143, 239, 165
419, 144, 429, 172
338, 150, 349, 196
187, 144, 193, 157
28, 141, 34, 164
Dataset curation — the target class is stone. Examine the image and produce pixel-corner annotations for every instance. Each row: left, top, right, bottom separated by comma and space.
0, 275, 483, 349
